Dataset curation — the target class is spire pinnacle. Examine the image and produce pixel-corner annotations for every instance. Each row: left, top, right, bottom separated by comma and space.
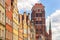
49, 18, 52, 40
49, 19, 51, 30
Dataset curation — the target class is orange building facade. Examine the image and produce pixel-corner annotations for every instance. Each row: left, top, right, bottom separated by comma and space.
5, 0, 13, 40
19, 14, 23, 40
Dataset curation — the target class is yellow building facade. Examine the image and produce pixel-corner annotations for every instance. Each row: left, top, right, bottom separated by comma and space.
23, 12, 28, 40
13, 0, 19, 40
13, 9, 19, 40
19, 14, 23, 40
0, 2, 5, 40
30, 21, 36, 40
27, 13, 31, 40
27, 20, 31, 40
13, 8, 19, 40
0, 24, 5, 40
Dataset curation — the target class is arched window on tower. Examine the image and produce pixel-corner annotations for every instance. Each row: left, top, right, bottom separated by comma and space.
39, 21, 42, 24
39, 13, 42, 17
38, 9, 40, 12
39, 29, 42, 34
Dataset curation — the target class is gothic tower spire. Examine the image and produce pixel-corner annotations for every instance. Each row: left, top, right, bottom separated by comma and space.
49, 19, 52, 40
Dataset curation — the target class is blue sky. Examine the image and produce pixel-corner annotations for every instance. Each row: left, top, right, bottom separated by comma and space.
40, 0, 60, 18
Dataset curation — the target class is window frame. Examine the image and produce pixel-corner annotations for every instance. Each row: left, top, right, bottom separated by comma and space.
39, 21, 42, 24
36, 13, 42, 17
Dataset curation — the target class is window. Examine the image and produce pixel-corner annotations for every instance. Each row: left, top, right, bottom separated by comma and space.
36, 13, 42, 17
13, 22, 18, 30
10, 21, 12, 26
38, 9, 40, 12
6, 16, 12, 26
1, 0, 4, 6
13, 13, 18, 21
22, 15, 24, 20
36, 29, 38, 31
14, 4, 17, 9
36, 13, 38, 17
0, 13, 5, 25
36, 29, 38, 34
8, 6, 11, 11
28, 28, 30, 34
6, 30, 9, 38
6, 17, 8, 23
39, 13, 42, 17
2, 14, 5, 25
11, 0, 14, 5
24, 29, 27, 34
9, 32, 12, 40
2, 30, 4, 37
36, 21, 38, 24
35, 21, 42, 24
39, 21, 42, 24
40, 29, 42, 34
2, 13, 4, 15
13, 13, 16, 19
9, 19, 10, 25
10, 20, 12, 26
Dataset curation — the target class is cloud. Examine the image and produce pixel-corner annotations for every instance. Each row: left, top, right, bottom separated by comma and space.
46, 10, 60, 40
17, 0, 40, 13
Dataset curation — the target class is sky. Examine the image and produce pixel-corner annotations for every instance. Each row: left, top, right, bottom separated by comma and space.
46, 10, 60, 40
41, 0, 60, 18
17, 0, 60, 40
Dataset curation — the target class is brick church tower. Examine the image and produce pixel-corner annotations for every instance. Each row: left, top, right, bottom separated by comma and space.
31, 3, 52, 40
